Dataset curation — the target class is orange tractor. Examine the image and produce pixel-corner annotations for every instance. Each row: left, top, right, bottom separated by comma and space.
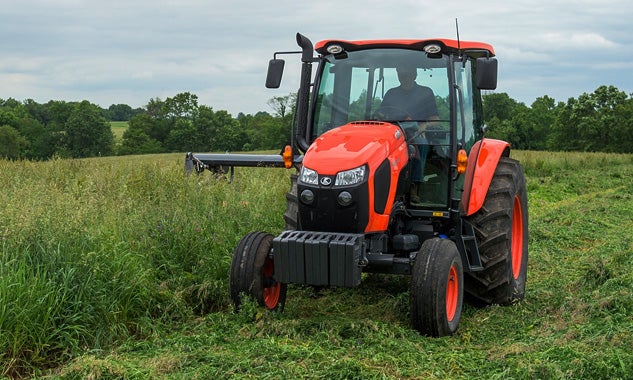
187, 33, 528, 336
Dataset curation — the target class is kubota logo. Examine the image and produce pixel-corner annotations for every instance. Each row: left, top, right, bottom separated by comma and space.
320, 177, 332, 186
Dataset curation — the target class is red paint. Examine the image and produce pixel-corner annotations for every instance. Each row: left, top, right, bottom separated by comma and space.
462, 139, 510, 216
315, 39, 495, 56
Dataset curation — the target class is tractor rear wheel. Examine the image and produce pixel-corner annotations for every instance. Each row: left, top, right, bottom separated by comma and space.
229, 231, 287, 311
410, 238, 464, 337
465, 157, 528, 306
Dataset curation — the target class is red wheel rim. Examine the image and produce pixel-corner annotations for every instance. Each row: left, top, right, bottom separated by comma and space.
262, 257, 281, 309
511, 195, 524, 279
446, 264, 459, 321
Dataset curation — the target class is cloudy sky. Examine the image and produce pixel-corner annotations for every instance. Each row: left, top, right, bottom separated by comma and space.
1, 0, 632, 115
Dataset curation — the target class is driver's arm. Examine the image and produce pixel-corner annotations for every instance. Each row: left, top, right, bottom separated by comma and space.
417, 115, 440, 136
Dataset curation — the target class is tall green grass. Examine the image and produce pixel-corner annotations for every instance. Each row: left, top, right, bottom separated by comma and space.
0, 155, 291, 377
1, 151, 632, 378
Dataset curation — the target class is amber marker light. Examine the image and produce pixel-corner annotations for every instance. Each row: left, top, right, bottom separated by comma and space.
282, 145, 293, 169
457, 149, 468, 174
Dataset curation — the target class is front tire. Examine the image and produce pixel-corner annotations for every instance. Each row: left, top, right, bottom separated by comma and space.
410, 238, 464, 337
465, 157, 528, 306
229, 231, 287, 311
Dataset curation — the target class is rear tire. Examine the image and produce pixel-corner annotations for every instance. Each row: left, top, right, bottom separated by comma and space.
465, 157, 528, 306
229, 231, 287, 311
410, 238, 464, 337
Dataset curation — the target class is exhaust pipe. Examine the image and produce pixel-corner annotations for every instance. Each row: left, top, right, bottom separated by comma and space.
296, 33, 314, 62
295, 33, 314, 152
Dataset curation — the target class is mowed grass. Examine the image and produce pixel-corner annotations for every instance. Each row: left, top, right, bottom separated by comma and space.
1, 151, 632, 379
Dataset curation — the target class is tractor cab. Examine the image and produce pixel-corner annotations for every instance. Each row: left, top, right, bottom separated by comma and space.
267, 36, 498, 233
307, 41, 491, 211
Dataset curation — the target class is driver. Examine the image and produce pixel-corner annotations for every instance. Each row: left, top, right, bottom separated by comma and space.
378, 64, 440, 205
377, 64, 439, 121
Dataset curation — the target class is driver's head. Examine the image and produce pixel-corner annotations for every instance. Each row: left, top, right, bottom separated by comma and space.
396, 64, 417, 87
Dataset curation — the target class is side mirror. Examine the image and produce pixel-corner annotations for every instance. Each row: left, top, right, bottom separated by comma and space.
476, 57, 498, 90
265, 59, 285, 88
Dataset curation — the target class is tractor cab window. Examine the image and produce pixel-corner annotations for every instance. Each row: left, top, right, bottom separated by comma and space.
311, 49, 450, 139
311, 48, 453, 208
454, 58, 484, 152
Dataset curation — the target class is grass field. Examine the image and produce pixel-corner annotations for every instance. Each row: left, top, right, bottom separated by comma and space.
109, 121, 128, 142
1, 151, 632, 379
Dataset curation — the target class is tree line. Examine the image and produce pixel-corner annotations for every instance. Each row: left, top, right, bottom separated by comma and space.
483, 85, 633, 153
0, 92, 295, 160
1, 85, 632, 160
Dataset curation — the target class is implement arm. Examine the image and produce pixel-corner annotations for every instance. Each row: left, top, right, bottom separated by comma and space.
185, 152, 303, 179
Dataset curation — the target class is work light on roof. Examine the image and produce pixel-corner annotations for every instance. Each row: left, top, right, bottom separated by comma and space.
326, 44, 344, 54
423, 44, 442, 54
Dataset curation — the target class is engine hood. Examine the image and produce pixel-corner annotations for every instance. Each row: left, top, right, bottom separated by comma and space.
303, 122, 406, 174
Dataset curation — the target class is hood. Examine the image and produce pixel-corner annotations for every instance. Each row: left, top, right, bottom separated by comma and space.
303, 122, 406, 174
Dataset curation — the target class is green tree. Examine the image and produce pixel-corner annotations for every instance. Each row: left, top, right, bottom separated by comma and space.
483, 93, 522, 143
483, 93, 562, 151
0, 125, 28, 159
23, 99, 52, 125
242, 111, 283, 150
45, 100, 75, 126
483, 93, 524, 146
166, 118, 196, 151
146, 97, 167, 119
204, 107, 246, 151
17, 117, 61, 159
483, 92, 520, 121
0, 98, 22, 110
611, 98, 633, 153
267, 94, 295, 119
107, 104, 135, 121
119, 100, 174, 153
159, 93, 202, 151
526, 96, 561, 151
119, 113, 166, 155
164, 92, 199, 119
64, 101, 114, 157
549, 85, 629, 152
125, 113, 169, 144
266, 93, 295, 146
118, 128, 163, 155
0, 108, 19, 128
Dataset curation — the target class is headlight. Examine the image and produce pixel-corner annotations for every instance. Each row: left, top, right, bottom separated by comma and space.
300, 189, 315, 204
299, 166, 318, 185
337, 191, 353, 206
335, 165, 366, 187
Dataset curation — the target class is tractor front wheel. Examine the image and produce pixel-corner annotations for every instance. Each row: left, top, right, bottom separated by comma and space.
410, 238, 464, 337
229, 231, 287, 311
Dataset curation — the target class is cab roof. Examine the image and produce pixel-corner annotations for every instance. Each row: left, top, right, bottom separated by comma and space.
314, 38, 495, 57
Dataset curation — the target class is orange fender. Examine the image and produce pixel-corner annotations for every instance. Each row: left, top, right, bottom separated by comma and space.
461, 138, 510, 216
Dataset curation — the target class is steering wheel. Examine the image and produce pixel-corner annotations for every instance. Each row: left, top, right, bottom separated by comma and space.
425, 125, 449, 142
374, 106, 412, 121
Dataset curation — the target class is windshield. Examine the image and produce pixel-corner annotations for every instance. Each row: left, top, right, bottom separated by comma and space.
311, 48, 451, 139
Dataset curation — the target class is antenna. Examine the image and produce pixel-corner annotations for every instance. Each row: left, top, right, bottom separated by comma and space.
455, 18, 461, 51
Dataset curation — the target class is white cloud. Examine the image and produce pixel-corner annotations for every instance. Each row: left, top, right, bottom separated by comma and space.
536, 32, 618, 50
1, 0, 633, 113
